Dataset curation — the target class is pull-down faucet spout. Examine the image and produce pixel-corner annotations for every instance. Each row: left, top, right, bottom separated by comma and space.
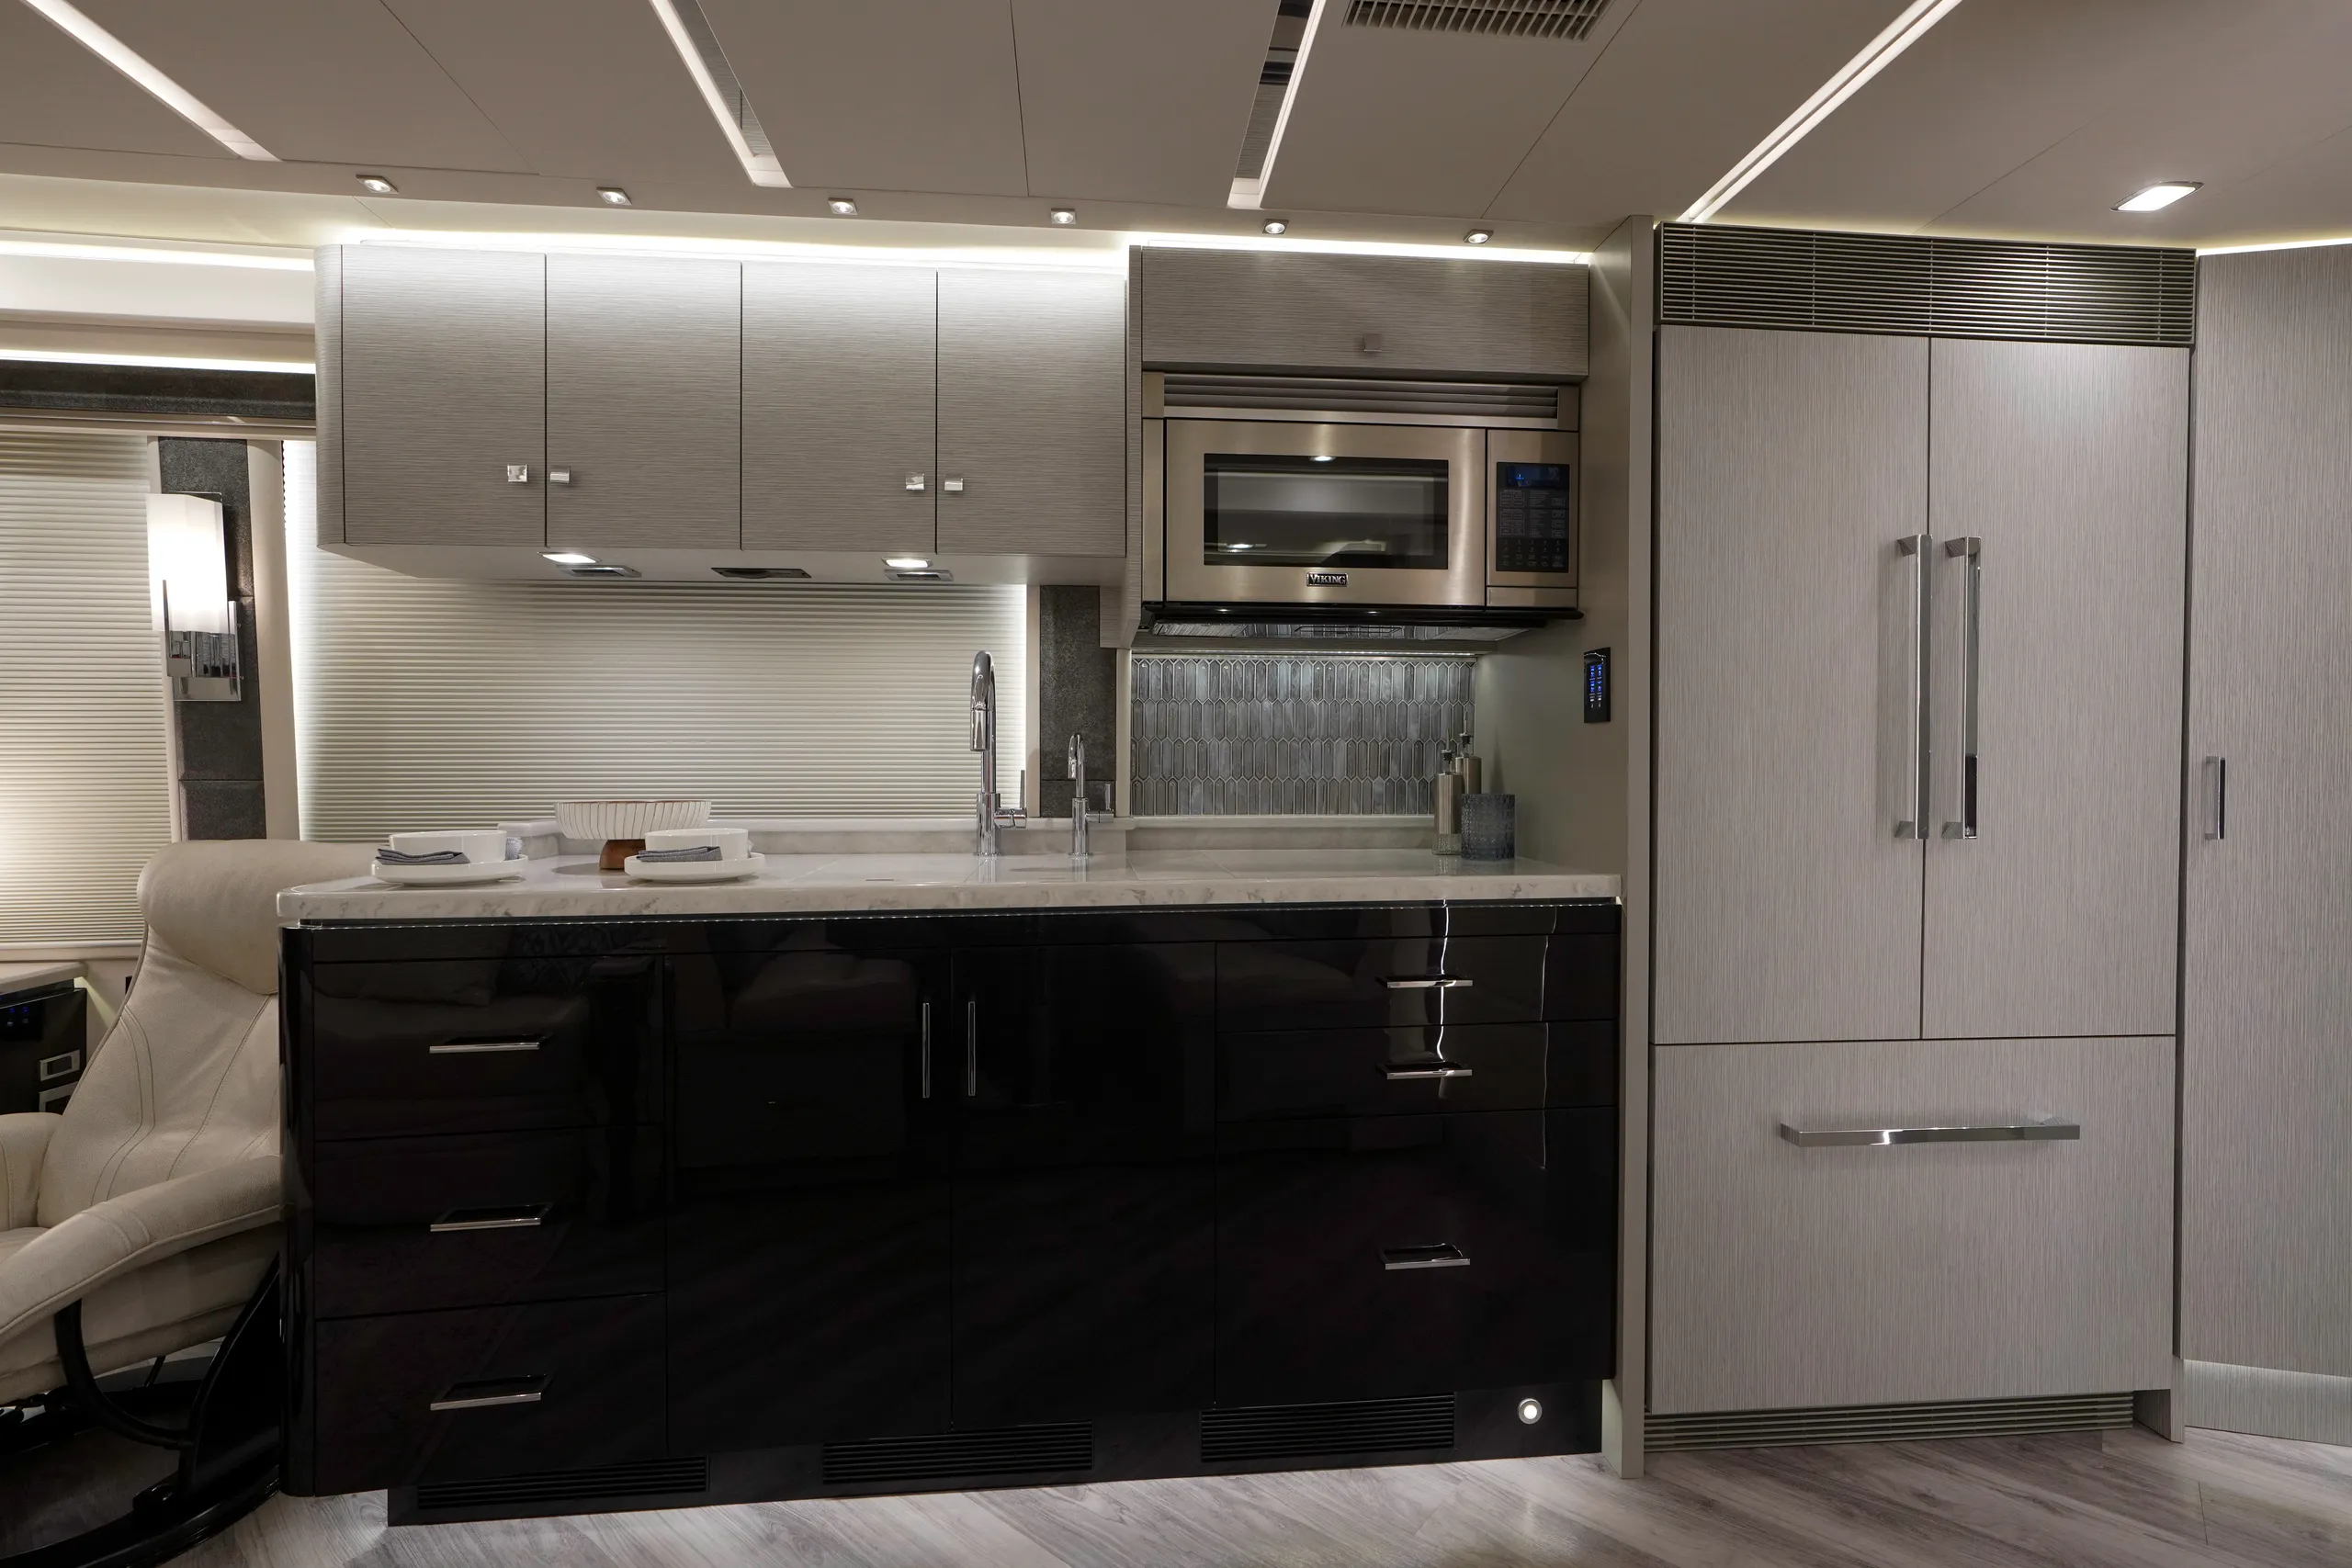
970, 650, 1024, 856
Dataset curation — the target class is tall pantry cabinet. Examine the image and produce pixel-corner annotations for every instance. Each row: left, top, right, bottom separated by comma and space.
1648, 296, 2188, 1418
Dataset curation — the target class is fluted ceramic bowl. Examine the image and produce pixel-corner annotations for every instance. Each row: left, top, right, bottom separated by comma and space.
556, 798, 712, 869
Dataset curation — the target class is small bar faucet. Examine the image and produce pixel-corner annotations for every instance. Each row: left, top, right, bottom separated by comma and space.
970, 650, 1024, 856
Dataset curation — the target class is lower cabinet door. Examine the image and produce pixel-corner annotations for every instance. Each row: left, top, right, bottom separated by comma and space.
1215, 1110, 1615, 1406
311, 1294, 664, 1494
1649, 1035, 2175, 1414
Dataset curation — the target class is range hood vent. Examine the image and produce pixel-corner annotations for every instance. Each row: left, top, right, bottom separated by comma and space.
1162, 374, 1561, 423
1345, 0, 1611, 41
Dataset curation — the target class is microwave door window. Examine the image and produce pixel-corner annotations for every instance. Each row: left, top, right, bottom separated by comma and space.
1204, 454, 1451, 570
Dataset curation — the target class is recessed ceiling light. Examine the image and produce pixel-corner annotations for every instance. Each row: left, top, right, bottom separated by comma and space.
1262, 219, 1289, 236
2117, 182, 2201, 213
21, 0, 277, 161
358, 175, 397, 195
828, 197, 859, 217
596, 186, 631, 206
1049, 207, 1078, 226
645, 0, 792, 188
542, 551, 597, 566
884, 557, 930, 570
1464, 229, 1494, 245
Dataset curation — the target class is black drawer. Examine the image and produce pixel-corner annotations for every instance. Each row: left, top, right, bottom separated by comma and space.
308, 1127, 662, 1317
302, 956, 661, 1139
1216, 1110, 1615, 1406
1220, 935, 1618, 1030
309, 1294, 664, 1494
1218, 1022, 1615, 1121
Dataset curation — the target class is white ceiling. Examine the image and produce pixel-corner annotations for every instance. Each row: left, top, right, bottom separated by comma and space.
0, 0, 2350, 254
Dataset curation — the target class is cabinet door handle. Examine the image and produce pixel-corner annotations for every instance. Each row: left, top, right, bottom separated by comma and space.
1777, 1120, 2078, 1148
1381, 1060, 1474, 1080
920, 1000, 933, 1099
905, 473, 928, 492
429, 1203, 549, 1234
1383, 975, 1472, 990
943, 477, 966, 494
549, 468, 573, 485
504, 464, 531, 484
430, 1374, 547, 1412
428, 1038, 541, 1055
1894, 534, 1928, 840
2202, 755, 2227, 841
1382, 1243, 1468, 1270
965, 997, 978, 1097
1940, 535, 1983, 841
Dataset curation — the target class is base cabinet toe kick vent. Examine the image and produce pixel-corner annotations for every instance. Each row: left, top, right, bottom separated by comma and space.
288, 900, 1622, 1519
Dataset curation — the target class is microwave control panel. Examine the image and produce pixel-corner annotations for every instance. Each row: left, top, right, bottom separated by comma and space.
1492, 460, 1575, 575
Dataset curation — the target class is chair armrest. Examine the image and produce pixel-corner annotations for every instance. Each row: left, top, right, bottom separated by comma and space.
0, 1112, 61, 1230
0, 1155, 282, 1350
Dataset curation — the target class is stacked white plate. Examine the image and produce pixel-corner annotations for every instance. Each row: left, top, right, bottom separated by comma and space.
371, 829, 525, 886
624, 826, 763, 883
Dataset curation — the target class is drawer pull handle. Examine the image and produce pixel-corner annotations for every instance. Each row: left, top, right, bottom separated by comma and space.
429, 1203, 550, 1234
429, 1374, 548, 1413
1381, 1060, 1474, 1081
1383, 976, 1474, 990
428, 1039, 541, 1055
1778, 1121, 2081, 1148
1383, 1243, 1470, 1270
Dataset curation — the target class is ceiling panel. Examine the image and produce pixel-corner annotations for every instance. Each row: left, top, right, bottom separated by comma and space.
382, 0, 745, 185
0, 6, 231, 160
699, 0, 1028, 197
1012, 0, 1274, 208
1259, 0, 1638, 219
75, 0, 529, 170
1488, 0, 1903, 231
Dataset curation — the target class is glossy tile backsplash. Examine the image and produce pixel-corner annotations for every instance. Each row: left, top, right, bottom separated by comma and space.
1130, 653, 1474, 815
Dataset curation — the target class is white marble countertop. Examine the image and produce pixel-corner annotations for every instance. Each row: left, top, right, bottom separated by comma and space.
277, 850, 1620, 921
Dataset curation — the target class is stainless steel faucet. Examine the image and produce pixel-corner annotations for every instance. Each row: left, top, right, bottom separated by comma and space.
1068, 733, 1092, 861
970, 650, 1024, 856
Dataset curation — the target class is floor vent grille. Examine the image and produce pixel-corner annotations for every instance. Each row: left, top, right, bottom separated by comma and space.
1202, 1394, 1456, 1462
1346, 1, 1611, 41
821, 1423, 1093, 1485
412, 1457, 708, 1512
1161, 373, 1560, 423
1647, 1393, 2137, 1452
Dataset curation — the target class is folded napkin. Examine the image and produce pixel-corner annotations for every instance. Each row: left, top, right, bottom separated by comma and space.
377, 848, 469, 865
636, 844, 722, 863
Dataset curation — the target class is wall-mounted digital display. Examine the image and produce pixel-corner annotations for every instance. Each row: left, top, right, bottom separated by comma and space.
1493, 461, 1573, 574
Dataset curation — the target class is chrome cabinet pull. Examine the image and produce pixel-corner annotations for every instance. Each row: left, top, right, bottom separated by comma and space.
1383, 975, 1473, 990
1778, 1120, 2079, 1148
1382, 1243, 1469, 1270
430, 1374, 547, 1413
548, 468, 573, 485
905, 473, 928, 492
920, 1000, 933, 1100
1941, 536, 1983, 840
943, 477, 966, 493
2202, 755, 2227, 841
1381, 1060, 1474, 1080
1894, 534, 1929, 840
429, 1203, 549, 1234
965, 997, 978, 1097
428, 1039, 541, 1055
504, 464, 531, 484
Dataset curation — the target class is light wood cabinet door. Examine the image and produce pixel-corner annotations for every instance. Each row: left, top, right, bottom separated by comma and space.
1654, 325, 1928, 1044
546, 254, 741, 552
1652, 1035, 2175, 1414
340, 246, 544, 547
742, 262, 937, 556
1920, 341, 2188, 1039
936, 267, 1125, 558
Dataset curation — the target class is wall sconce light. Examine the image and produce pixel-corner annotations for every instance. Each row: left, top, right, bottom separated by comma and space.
146, 493, 241, 701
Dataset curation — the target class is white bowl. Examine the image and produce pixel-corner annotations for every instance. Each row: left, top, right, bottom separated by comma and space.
387, 829, 509, 864
556, 799, 712, 843
645, 827, 750, 861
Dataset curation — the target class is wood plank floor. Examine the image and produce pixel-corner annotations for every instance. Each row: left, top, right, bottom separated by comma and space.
185, 1427, 2352, 1568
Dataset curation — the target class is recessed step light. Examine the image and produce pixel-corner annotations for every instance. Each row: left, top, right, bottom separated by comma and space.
828, 197, 859, 216
2117, 182, 2200, 213
597, 186, 631, 206
358, 175, 397, 195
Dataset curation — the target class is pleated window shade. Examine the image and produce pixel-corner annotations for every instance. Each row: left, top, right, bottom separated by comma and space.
283, 444, 1026, 841
0, 434, 175, 945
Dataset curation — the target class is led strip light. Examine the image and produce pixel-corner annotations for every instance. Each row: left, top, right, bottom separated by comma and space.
21, 0, 276, 161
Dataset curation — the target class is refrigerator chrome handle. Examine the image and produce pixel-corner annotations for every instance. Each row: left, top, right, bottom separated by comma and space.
1894, 535, 1929, 840
2202, 756, 2227, 841
1941, 536, 1983, 840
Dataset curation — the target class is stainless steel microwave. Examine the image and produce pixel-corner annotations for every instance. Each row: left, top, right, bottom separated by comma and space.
1148, 417, 1577, 619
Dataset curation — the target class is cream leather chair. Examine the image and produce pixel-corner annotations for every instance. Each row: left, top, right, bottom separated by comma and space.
0, 840, 369, 1410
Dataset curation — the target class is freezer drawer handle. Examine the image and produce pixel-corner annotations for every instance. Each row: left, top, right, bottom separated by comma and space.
428, 1203, 550, 1234
429, 1374, 548, 1413
427, 1038, 542, 1055
1778, 1120, 2079, 1148
1382, 1243, 1471, 1270
1381, 1060, 1475, 1080
1940, 536, 1984, 840
1383, 975, 1474, 990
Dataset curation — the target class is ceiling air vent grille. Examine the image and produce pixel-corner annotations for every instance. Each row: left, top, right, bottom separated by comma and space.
1346, 0, 1611, 40
1201, 1394, 1455, 1462
821, 1423, 1092, 1485
1163, 374, 1559, 422
1658, 222, 2195, 347
1647, 1393, 2134, 1452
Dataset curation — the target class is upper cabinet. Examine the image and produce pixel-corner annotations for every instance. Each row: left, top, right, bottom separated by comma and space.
1136, 248, 1589, 379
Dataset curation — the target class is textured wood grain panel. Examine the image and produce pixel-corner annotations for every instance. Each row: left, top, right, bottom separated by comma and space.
1922, 340, 2188, 1039
546, 254, 740, 552
1651, 1035, 2174, 1415
742, 262, 937, 555
1654, 325, 1927, 1044
2182, 247, 2352, 1380
937, 268, 1124, 558
1137, 249, 1589, 379
314, 245, 344, 547
340, 246, 545, 547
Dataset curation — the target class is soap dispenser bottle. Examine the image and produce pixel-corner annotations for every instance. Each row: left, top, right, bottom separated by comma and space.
1434, 741, 1464, 856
